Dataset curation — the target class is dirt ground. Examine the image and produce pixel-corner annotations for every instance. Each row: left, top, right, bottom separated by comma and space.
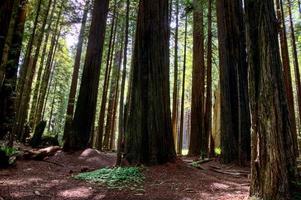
0, 148, 250, 200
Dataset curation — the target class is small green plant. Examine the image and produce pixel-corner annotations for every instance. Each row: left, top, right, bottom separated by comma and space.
0, 146, 18, 157
214, 147, 222, 156
74, 167, 145, 189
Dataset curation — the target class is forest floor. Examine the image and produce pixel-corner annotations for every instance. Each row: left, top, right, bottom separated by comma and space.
0, 147, 250, 200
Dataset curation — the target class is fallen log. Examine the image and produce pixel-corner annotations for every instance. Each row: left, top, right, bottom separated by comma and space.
23, 146, 62, 161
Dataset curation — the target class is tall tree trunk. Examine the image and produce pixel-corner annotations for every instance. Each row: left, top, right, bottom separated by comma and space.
178, 14, 188, 155
103, 38, 123, 150
63, 1, 89, 140
277, 0, 299, 156
116, 0, 130, 166
14, 0, 43, 139
245, 0, 297, 198
0, 0, 27, 144
124, 0, 176, 165
29, 0, 57, 127
189, 0, 206, 157
34, 5, 62, 128
64, 0, 110, 150
216, 0, 250, 164
204, 0, 213, 158
172, 0, 179, 152
287, 0, 301, 148
95, 2, 118, 150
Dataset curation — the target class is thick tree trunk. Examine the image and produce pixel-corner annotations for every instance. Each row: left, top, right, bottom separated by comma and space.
63, 2, 89, 140
64, 0, 110, 150
124, 0, 176, 165
216, 0, 250, 164
178, 15, 188, 155
245, 0, 297, 199
189, 0, 206, 157
0, 0, 27, 144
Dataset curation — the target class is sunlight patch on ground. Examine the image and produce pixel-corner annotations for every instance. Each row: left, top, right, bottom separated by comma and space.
2, 177, 43, 186
58, 186, 94, 198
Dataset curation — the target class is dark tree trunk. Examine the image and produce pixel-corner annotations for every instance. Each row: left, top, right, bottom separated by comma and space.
189, 0, 206, 157
245, 0, 297, 199
172, 0, 179, 152
216, 0, 250, 164
0, 0, 14, 69
116, 0, 130, 166
64, 0, 110, 150
63, 1, 89, 140
124, 0, 176, 165
178, 14, 188, 155
0, 0, 27, 144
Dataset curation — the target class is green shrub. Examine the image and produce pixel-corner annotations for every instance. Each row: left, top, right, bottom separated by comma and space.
0, 146, 18, 157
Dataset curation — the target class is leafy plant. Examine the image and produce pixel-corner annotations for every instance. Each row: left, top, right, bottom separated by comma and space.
0, 146, 18, 157
74, 167, 145, 189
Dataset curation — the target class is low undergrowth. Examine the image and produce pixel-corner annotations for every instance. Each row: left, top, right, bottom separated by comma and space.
74, 167, 145, 189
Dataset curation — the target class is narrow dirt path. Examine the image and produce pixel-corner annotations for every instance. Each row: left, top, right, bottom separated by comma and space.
0, 149, 249, 200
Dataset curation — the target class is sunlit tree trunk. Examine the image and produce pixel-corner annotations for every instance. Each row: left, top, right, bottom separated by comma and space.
29, 0, 57, 127
205, 0, 213, 158
172, 0, 179, 152
116, 0, 130, 165
276, 0, 299, 156
178, 14, 188, 155
95, 1, 118, 150
63, 1, 89, 140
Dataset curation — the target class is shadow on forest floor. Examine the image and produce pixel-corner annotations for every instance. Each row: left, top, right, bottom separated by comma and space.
0, 147, 249, 200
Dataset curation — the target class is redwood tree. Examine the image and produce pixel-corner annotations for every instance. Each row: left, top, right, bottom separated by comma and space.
64, 0, 110, 150
245, 0, 297, 198
216, 0, 251, 164
124, 0, 176, 165
189, 0, 206, 157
